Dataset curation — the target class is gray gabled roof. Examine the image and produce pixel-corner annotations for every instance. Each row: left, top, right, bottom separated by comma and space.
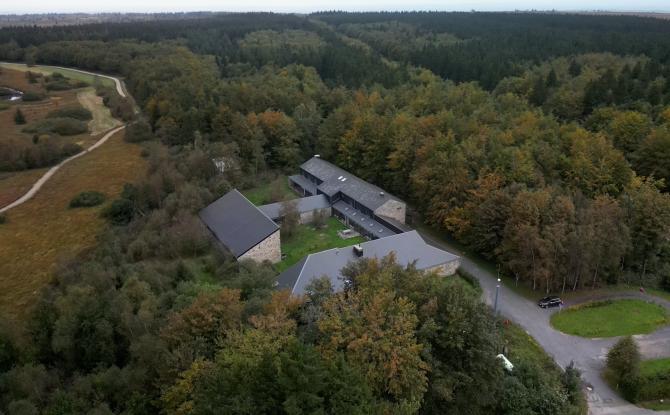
199, 189, 279, 258
258, 195, 330, 220
300, 157, 403, 211
276, 230, 459, 295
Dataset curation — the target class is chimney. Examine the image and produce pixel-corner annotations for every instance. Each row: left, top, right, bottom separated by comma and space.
353, 244, 364, 257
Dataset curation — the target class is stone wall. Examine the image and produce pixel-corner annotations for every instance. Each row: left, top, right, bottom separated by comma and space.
426, 259, 460, 276
239, 230, 281, 264
374, 199, 406, 224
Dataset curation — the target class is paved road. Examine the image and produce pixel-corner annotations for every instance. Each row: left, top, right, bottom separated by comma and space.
422, 234, 670, 415
0, 125, 126, 213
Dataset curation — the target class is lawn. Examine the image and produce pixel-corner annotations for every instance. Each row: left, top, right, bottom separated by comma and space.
0, 62, 116, 88
0, 129, 145, 322
641, 358, 670, 378
242, 175, 296, 205
276, 217, 365, 272
550, 299, 669, 337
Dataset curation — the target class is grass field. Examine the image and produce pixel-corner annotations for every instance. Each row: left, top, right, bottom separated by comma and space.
242, 175, 296, 205
550, 299, 669, 337
641, 358, 670, 378
0, 62, 116, 88
277, 217, 366, 272
0, 129, 145, 322
0, 168, 48, 208
77, 88, 122, 135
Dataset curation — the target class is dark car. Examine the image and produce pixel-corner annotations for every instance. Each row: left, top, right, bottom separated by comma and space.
538, 296, 563, 308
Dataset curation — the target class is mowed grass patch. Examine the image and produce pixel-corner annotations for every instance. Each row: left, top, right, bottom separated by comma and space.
242, 175, 296, 205
641, 358, 670, 378
0, 168, 48, 208
77, 88, 122, 135
276, 217, 365, 272
0, 129, 145, 321
638, 358, 670, 410
551, 299, 669, 337
0, 62, 116, 88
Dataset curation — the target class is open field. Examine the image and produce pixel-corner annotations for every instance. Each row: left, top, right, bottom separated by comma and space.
551, 299, 669, 337
77, 88, 122, 135
0, 67, 121, 209
0, 62, 116, 88
0, 169, 49, 208
277, 217, 366, 272
242, 175, 296, 205
0, 129, 145, 321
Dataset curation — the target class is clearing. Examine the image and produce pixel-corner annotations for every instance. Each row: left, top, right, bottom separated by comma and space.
277, 217, 365, 272
550, 299, 669, 337
242, 175, 296, 205
0, 129, 145, 322
77, 88, 122, 135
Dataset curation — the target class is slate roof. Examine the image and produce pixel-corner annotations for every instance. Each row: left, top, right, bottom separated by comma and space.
276, 230, 459, 295
300, 157, 403, 211
199, 189, 279, 258
258, 195, 330, 220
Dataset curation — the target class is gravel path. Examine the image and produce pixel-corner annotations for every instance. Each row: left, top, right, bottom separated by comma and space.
421, 233, 670, 415
0, 125, 126, 214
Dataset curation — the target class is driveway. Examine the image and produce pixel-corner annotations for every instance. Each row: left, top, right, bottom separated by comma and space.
422, 233, 670, 415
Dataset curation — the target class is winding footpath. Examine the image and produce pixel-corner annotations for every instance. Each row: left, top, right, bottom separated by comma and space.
0, 125, 126, 214
422, 234, 670, 415
0, 62, 127, 98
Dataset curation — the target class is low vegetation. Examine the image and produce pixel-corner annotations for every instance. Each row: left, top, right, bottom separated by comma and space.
46, 105, 92, 121
242, 175, 295, 205
277, 217, 365, 272
69, 190, 106, 208
23, 116, 88, 136
551, 299, 669, 337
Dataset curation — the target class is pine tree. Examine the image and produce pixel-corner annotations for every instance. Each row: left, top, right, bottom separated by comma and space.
529, 76, 548, 107
13, 108, 26, 125
546, 69, 558, 87
568, 60, 582, 77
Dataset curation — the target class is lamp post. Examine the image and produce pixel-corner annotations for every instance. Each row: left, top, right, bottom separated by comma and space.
494, 278, 501, 316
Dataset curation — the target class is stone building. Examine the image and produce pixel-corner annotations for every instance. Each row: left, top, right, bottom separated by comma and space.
276, 230, 460, 296
199, 189, 281, 263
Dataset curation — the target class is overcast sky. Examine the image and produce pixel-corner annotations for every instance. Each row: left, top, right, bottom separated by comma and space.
1, 0, 668, 14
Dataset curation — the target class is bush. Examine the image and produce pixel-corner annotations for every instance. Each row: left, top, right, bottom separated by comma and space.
61, 142, 83, 157
124, 120, 153, 143
14, 108, 26, 125
102, 198, 134, 225
23, 117, 88, 136
606, 336, 642, 402
69, 191, 106, 208
0, 213, 6, 224
46, 106, 92, 121
21, 91, 45, 102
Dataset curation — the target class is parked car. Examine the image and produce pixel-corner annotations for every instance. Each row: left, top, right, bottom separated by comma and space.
538, 296, 563, 308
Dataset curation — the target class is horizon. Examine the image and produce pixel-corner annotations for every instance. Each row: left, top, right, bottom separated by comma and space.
1, 2, 669, 15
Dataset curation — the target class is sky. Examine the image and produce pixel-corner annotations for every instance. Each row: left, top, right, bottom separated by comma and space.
0, 0, 668, 14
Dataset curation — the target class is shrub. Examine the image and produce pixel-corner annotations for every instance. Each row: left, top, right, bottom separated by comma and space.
23, 117, 88, 136
61, 142, 82, 157
124, 120, 153, 143
0, 213, 6, 224
14, 108, 26, 125
69, 191, 106, 208
21, 91, 45, 102
45, 80, 73, 91
46, 106, 92, 121
606, 336, 642, 402
103, 198, 134, 225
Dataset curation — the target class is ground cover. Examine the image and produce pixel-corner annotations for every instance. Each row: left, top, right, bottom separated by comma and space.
550, 299, 669, 337
242, 175, 296, 205
0, 129, 145, 322
276, 217, 365, 272
0, 62, 116, 88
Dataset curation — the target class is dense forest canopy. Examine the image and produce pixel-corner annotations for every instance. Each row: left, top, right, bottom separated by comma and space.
0, 10, 669, 414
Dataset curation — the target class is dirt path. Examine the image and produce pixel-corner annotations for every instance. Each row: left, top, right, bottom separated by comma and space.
0, 62, 127, 98
0, 125, 126, 214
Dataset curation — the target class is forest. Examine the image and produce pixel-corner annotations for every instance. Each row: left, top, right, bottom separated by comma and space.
0, 11, 669, 414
